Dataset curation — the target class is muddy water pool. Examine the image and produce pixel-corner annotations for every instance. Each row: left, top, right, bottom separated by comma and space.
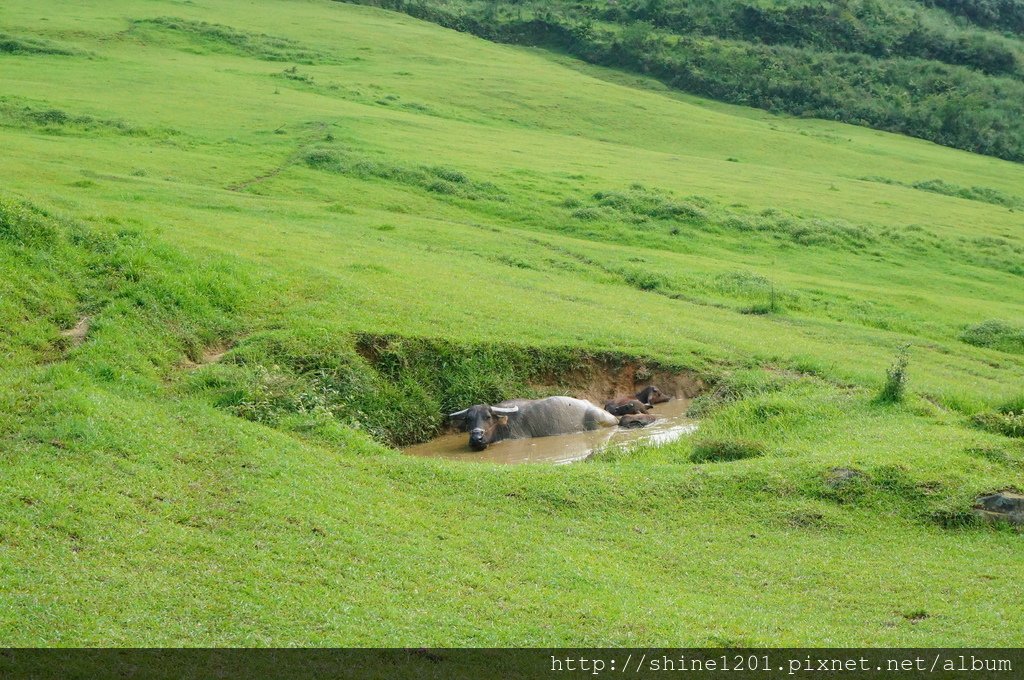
403, 398, 696, 465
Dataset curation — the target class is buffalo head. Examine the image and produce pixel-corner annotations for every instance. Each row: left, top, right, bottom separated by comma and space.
636, 386, 670, 406
448, 404, 519, 451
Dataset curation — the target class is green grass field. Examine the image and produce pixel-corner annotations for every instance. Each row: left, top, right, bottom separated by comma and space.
1, 0, 1023, 646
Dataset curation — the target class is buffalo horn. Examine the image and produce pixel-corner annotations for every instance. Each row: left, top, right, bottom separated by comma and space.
490, 406, 519, 414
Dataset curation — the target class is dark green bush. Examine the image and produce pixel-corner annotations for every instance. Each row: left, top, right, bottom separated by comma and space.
619, 266, 667, 292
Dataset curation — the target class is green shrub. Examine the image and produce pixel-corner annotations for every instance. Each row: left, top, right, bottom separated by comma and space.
429, 166, 468, 183
691, 438, 766, 463
1000, 393, 1024, 414
619, 267, 667, 292
302, 149, 343, 171
877, 346, 910, 404
570, 207, 602, 220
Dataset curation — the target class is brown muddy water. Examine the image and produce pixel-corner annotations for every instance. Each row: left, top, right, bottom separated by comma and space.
404, 398, 696, 465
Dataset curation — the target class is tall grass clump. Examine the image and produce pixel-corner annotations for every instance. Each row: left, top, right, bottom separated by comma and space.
960, 319, 1024, 354
302, 147, 505, 200
971, 393, 1024, 438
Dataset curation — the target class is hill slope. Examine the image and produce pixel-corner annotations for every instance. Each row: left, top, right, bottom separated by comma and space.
342, 0, 1024, 161
1, 0, 1023, 645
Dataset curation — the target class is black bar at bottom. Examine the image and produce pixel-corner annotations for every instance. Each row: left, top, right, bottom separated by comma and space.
0, 648, 1019, 679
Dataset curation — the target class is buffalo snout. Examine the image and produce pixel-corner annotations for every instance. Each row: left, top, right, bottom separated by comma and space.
469, 427, 488, 450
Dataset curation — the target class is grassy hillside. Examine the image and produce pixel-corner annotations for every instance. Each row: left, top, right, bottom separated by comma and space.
1, 0, 1023, 646
342, 0, 1024, 161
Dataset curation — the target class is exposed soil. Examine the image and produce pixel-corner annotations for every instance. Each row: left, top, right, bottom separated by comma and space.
178, 341, 233, 371
201, 344, 231, 364
60, 316, 90, 346
529, 357, 706, 405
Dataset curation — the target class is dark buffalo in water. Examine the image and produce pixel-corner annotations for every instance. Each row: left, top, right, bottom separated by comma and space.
618, 413, 658, 429
636, 385, 671, 406
602, 398, 649, 416
604, 385, 671, 415
448, 396, 619, 451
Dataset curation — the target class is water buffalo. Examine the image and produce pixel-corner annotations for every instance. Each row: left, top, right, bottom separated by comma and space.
448, 396, 618, 451
605, 385, 671, 415
603, 398, 649, 416
636, 385, 670, 406
618, 413, 658, 429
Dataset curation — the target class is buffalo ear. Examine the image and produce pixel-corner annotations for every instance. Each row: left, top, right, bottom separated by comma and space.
496, 415, 509, 426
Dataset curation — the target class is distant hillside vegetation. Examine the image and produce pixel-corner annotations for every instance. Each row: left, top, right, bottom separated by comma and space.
342, 0, 1024, 161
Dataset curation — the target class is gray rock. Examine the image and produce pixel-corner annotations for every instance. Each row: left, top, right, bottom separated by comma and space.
973, 490, 1024, 525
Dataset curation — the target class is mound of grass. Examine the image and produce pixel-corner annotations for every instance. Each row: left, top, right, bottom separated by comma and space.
972, 411, 1024, 439
0, 98, 173, 138
563, 186, 875, 251
964, 445, 1021, 466
960, 319, 1024, 354
0, 195, 248, 371
912, 178, 1024, 209
302, 147, 505, 201
130, 17, 328, 64
0, 32, 78, 56
687, 369, 792, 418
691, 438, 766, 463
862, 176, 1024, 209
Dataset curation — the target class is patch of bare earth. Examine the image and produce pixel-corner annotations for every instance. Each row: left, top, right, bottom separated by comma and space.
178, 342, 233, 371
532, 358, 706, 405
60, 316, 90, 346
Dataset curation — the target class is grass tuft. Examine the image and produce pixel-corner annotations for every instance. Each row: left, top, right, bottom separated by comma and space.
960, 319, 1024, 354
691, 438, 766, 463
